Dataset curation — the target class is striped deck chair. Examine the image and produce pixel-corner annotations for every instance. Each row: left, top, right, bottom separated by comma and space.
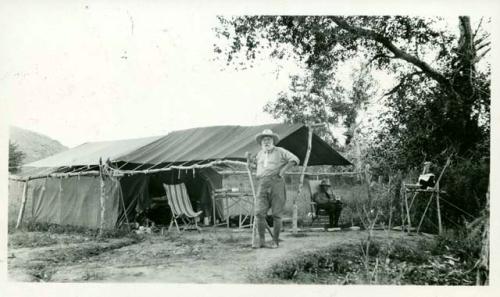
163, 183, 202, 232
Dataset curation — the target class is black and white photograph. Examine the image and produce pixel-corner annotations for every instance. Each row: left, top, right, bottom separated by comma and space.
1, 0, 496, 295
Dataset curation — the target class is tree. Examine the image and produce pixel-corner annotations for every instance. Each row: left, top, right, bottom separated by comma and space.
262, 63, 377, 148
9, 141, 25, 173
215, 15, 491, 227
216, 16, 490, 165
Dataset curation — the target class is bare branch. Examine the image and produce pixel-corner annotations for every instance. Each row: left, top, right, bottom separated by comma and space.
330, 16, 454, 91
476, 41, 491, 53
473, 47, 491, 63
473, 17, 484, 39
474, 33, 491, 46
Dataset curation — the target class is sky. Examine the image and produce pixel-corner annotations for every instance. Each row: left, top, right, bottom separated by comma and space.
1, 1, 305, 148
0, 1, 494, 150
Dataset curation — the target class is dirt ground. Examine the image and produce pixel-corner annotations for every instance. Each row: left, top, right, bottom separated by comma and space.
8, 228, 424, 283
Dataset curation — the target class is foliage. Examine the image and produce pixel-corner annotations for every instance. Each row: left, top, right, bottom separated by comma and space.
439, 156, 490, 226
215, 15, 490, 168
12, 221, 142, 241
9, 141, 25, 173
262, 64, 378, 147
257, 236, 478, 285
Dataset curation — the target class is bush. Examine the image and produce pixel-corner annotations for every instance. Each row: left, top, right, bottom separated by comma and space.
259, 235, 480, 285
440, 157, 489, 227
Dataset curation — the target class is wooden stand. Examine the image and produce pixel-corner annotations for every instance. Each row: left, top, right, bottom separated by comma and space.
402, 158, 451, 235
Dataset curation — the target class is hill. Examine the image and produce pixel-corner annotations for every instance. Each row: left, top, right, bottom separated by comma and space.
9, 126, 67, 164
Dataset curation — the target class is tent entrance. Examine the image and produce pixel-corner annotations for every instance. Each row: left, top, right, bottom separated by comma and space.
119, 168, 222, 227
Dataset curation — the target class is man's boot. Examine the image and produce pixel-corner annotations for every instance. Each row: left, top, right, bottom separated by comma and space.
271, 218, 281, 248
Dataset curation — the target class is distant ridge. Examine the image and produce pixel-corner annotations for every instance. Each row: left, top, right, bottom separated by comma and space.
9, 126, 67, 164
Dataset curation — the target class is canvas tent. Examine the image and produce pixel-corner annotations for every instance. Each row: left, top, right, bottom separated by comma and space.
9, 123, 351, 229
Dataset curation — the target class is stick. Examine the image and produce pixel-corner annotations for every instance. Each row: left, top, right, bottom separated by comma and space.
436, 183, 443, 235
404, 189, 412, 233
15, 180, 29, 229
246, 152, 273, 246
246, 153, 258, 247
416, 193, 434, 233
434, 157, 451, 235
118, 183, 130, 231
293, 126, 313, 233
217, 170, 362, 176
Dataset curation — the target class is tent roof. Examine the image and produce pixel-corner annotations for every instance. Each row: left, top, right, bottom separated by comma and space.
26, 136, 162, 168
25, 124, 351, 168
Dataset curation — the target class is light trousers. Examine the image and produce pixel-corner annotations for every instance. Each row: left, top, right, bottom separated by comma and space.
255, 175, 286, 245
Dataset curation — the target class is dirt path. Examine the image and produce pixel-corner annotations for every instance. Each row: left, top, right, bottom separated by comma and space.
8, 229, 419, 283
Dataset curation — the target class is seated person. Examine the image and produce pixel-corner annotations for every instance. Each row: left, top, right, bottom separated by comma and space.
312, 179, 343, 228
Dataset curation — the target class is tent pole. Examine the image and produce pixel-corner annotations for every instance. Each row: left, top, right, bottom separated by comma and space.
99, 158, 106, 236
212, 190, 216, 230
293, 124, 317, 234
15, 179, 30, 229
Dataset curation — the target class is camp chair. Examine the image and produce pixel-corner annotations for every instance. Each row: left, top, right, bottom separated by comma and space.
307, 180, 331, 226
163, 183, 202, 232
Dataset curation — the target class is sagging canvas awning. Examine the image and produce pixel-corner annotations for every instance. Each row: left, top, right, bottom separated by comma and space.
24, 124, 351, 168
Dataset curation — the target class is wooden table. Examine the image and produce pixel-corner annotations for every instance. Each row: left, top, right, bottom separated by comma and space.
212, 189, 253, 229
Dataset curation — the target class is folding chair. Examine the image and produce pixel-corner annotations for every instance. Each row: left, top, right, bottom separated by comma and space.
163, 183, 203, 232
307, 180, 331, 226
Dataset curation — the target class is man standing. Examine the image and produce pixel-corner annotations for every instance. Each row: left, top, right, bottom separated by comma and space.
312, 179, 343, 228
250, 129, 299, 249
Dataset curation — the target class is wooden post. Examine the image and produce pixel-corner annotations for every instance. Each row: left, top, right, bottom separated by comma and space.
226, 195, 230, 229
212, 190, 216, 229
400, 182, 405, 231
434, 158, 450, 235
404, 189, 412, 233
293, 124, 315, 234
15, 180, 29, 229
245, 153, 258, 246
436, 182, 443, 235
364, 164, 372, 207
99, 158, 106, 236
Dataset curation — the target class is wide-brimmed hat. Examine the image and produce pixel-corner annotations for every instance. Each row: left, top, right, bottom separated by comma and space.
255, 129, 280, 144
320, 179, 331, 187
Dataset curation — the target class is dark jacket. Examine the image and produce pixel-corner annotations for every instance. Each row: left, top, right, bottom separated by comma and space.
312, 191, 335, 205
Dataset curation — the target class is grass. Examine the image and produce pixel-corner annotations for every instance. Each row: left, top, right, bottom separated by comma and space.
15, 237, 140, 282
8, 222, 146, 282
10, 221, 142, 241
254, 234, 479, 285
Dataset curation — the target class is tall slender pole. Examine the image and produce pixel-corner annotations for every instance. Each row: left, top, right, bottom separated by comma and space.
293, 125, 315, 234
15, 180, 29, 229
99, 158, 106, 236
404, 189, 411, 233
436, 182, 443, 235
416, 193, 434, 233
117, 183, 130, 231
246, 152, 258, 246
